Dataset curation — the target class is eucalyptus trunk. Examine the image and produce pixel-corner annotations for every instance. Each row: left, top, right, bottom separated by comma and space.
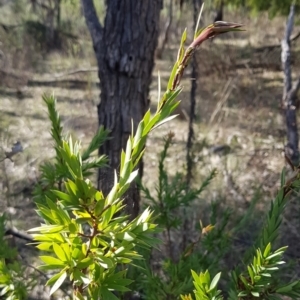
81, 0, 162, 217
282, 5, 300, 164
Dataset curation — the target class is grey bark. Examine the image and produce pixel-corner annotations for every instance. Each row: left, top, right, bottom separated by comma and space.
182, 0, 201, 253
186, 0, 202, 186
282, 5, 300, 164
213, 0, 223, 23
81, 0, 162, 217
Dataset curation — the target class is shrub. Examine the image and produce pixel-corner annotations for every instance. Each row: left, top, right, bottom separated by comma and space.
27, 22, 244, 299
0, 214, 32, 300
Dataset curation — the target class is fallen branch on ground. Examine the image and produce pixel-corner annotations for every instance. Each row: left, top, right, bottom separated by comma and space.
5, 226, 34, 242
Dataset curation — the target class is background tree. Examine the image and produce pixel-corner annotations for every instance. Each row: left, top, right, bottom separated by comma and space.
282, 5, 300, 164
28, 0, 63, 49
213, 0, 224, 22
81, 0, 162, 218
221, 0, 300, 163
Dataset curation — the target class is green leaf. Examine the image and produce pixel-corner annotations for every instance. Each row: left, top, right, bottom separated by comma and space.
209, 272, 221, 291
133, 120, 144, 148
120, 149, 126, 171
65, 179, 79, 197
151, 115, 179, 131
73, 269, 91, 285
177, 46, 184, 66
40, 256, 65, 266
143, 109, 151, 125
276, 281, 299, 293
82, 243, 88, 256
62, 243, 71, 262
125, 169, 139, 186
239, 275, 249, 287
177, 28, 187, 63
97, 256, 114, 269
254, 275, 261, 281
68, 222, 77, 233
143, 113, 161, 136
132, 148, 145, 169
31, 232, 65, 243
36, 242, 52, 251
81, 125, 109, 160
0, 285, 10, 297
247, 266, 254, 284
191, 270, 200, 285
46, 272, 62, 286
265, 251, 285, 261
274, 246, 288, 253
124, 138, 132, 165
72, 248, 84, 260
51, 190, 72, 203
73, 291, 85, 300
251, 291, 260, 297
136, 207, 152, 225
120, 161, 132, 185
106, 183, 118, 205
77, 257, 93, 269
105, 284, 131, 292
167, 62, 178, 90
263, 243, 271, 258
180, 28, 187, 49
94, 199, 105, 216
91, 236, 100, 247
203, 270, 210, 285
95, 190, 104, 201
49, 271, 67, 296
101, 288, 119, 300
117, 231, 136, 242
29, 225, 65, 234
53, 243, 67, 262
75, 217, 92, 224
158, 89, 182, 118
39, 264, 65, 271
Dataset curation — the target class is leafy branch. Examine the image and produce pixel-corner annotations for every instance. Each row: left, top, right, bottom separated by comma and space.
29, 21, 244, 299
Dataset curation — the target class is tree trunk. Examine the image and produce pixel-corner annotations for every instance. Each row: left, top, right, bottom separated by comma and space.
282, 5, 300, 164
156, 0, 173, 59
81, 0, 162, 218
213, 0, 223, 23
182, 0, 202, 254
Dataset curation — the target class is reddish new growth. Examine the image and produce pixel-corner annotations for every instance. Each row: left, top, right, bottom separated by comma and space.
171, 21, 243, 90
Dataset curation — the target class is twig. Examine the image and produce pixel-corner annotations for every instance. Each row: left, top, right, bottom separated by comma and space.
26, 264, 72, 298
5, 226, 34, 242
54, 67, 98, 78
0, 141, 23, 162
26, 264, 49, 280
209, 77, 234, 125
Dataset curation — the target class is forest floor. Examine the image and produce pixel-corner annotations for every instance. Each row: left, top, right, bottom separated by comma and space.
1, 4, 300, 299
